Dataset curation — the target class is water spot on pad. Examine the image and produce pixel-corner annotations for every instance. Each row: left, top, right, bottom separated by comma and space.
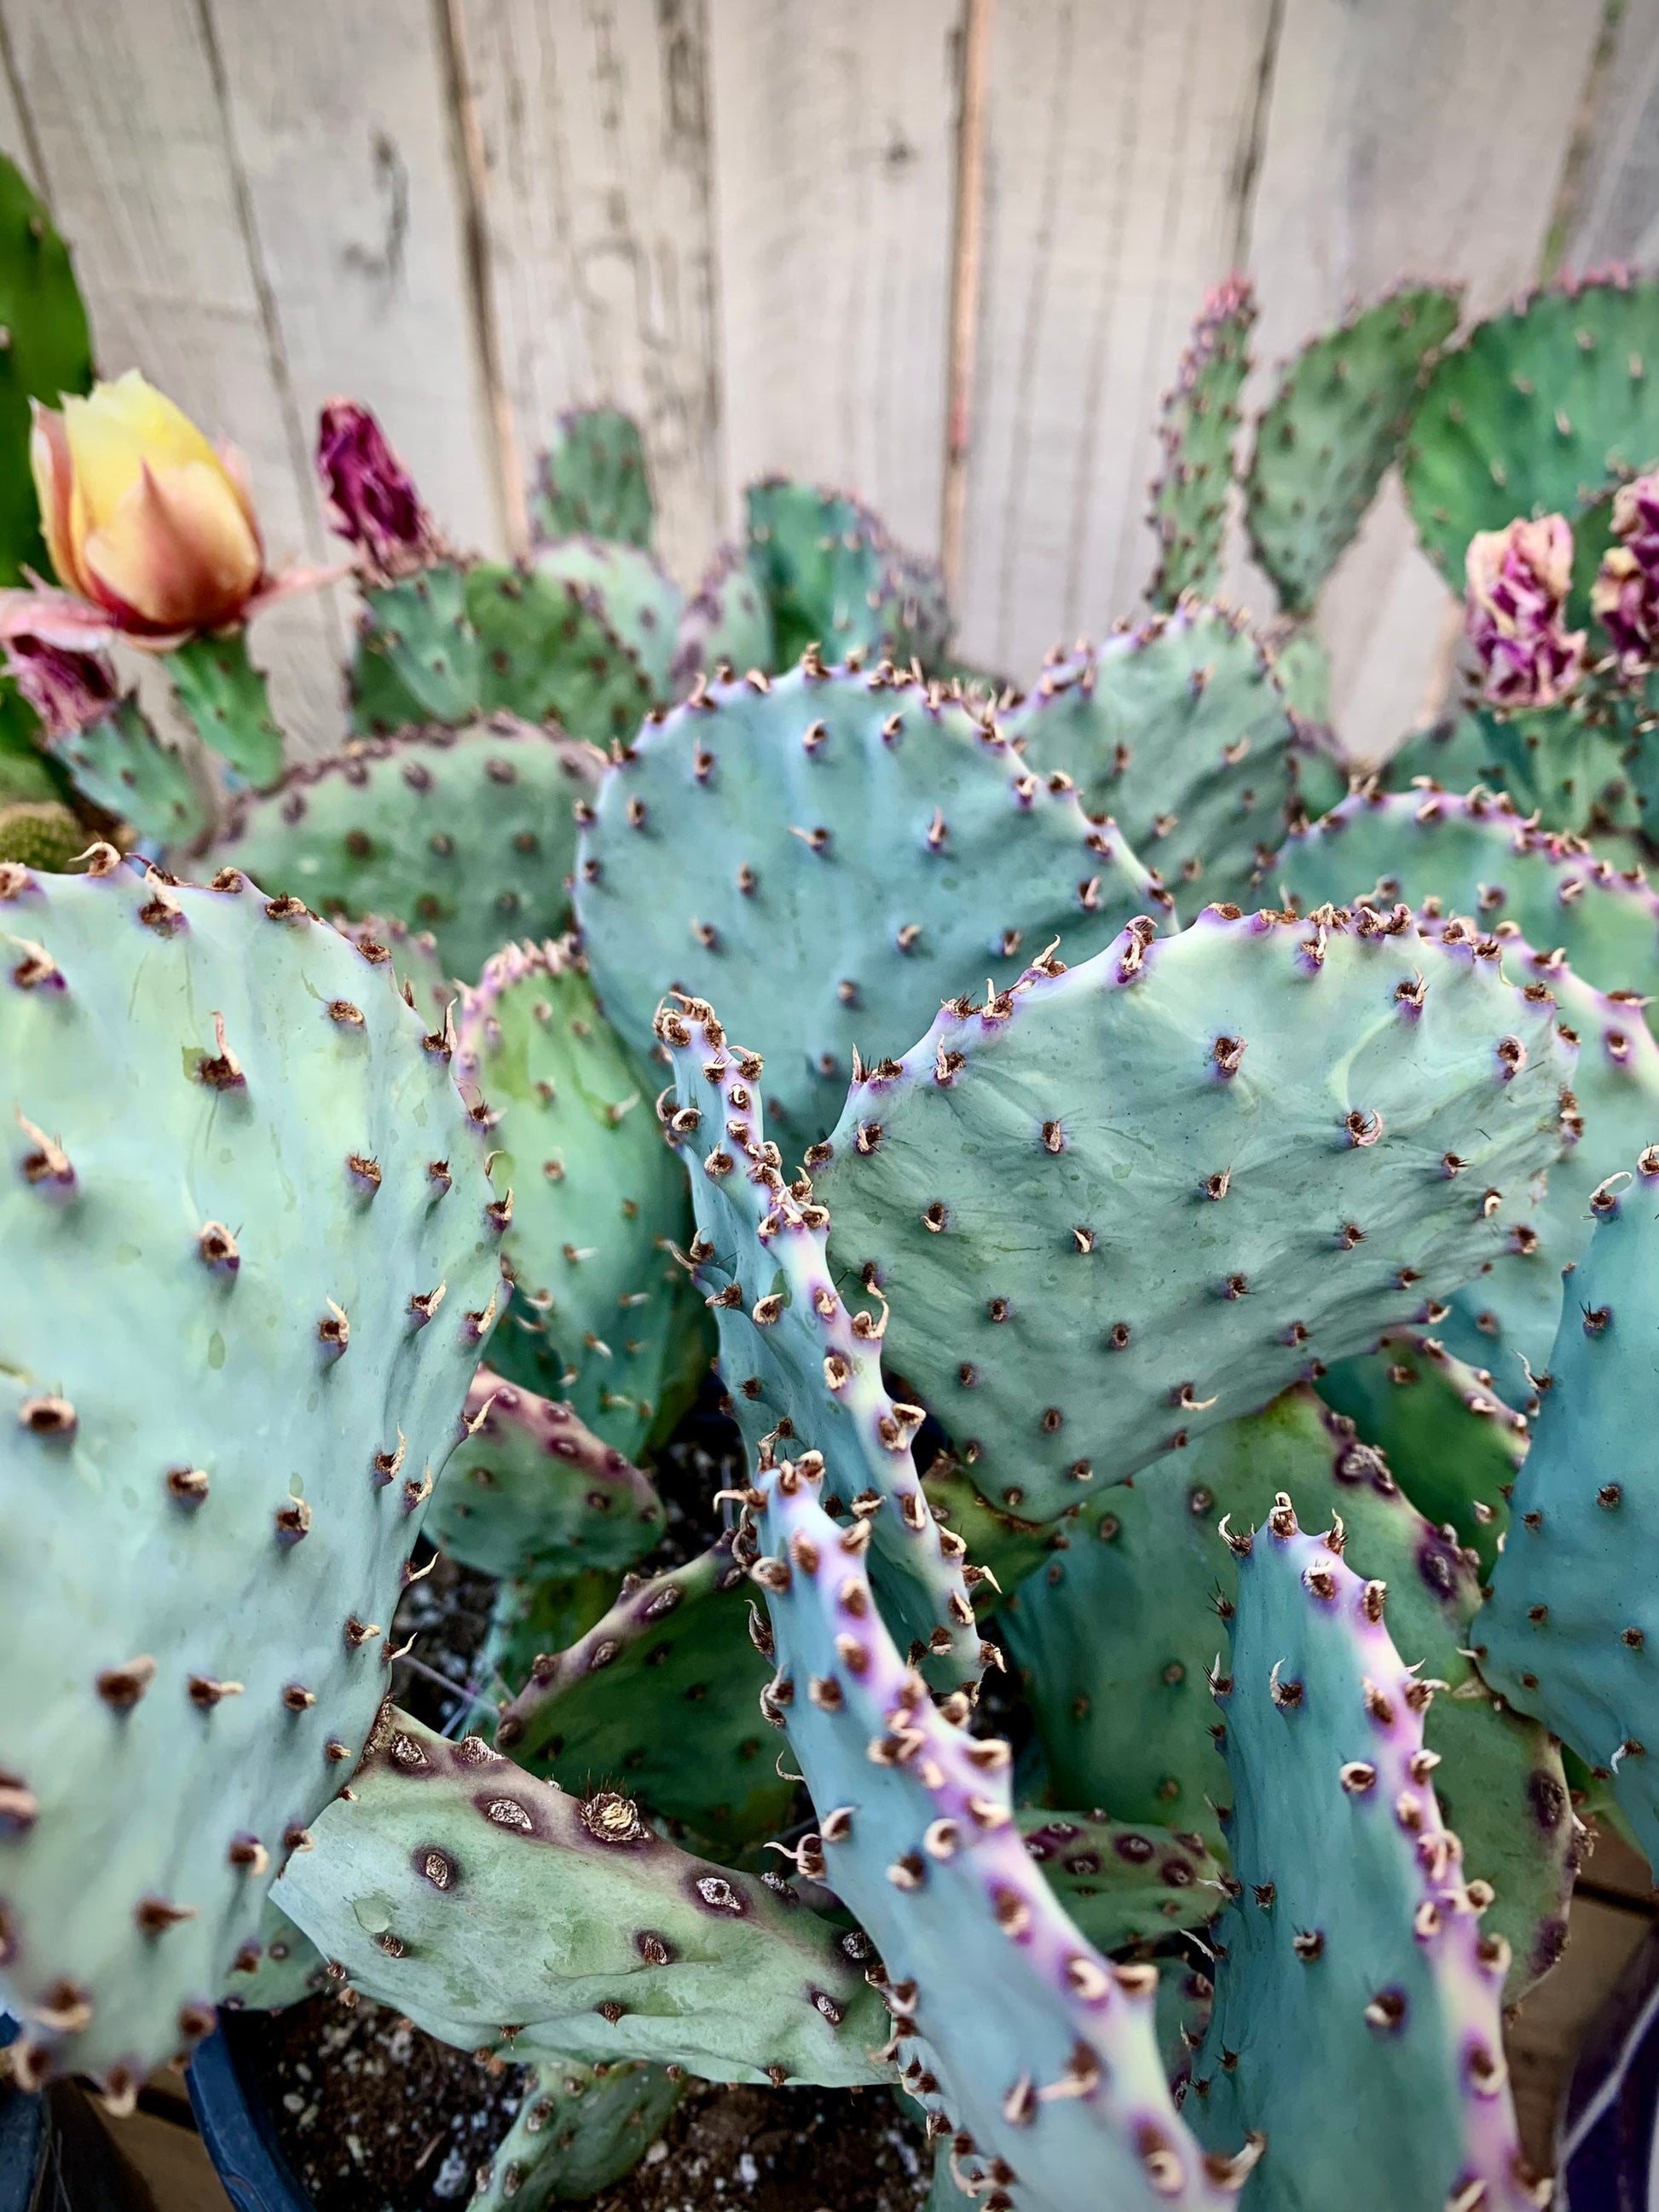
208, 1331, 226, 1372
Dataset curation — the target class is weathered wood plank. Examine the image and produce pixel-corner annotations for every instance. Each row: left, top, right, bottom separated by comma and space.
1241, 0, 1608, 759
707, 0, 962, 565
1559, 0, 1659, 271
205, 0, 500, 557
955, 0, 1275, 680
455, 0, 723, 589
0, 0, 344, 748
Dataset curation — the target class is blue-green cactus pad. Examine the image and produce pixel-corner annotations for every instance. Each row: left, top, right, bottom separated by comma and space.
531, 409, 655, 551
1147, 278, 1255, 610
469, 2056, 683, 2210
0, 853, 501, 2092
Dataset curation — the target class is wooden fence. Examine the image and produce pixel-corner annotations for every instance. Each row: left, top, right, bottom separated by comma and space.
1, 0, 1655, 758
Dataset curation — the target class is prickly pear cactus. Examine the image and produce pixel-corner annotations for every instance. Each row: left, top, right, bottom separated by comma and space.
454, 939, 698, 1458
1404, 273, 1659, 586
818, 904, 1570, 1520
468, 561, 659, 744
1017, 1814, 1221, 1956
1317, 1331, 1526, 1574
1188, 1498, 1542, 2212
0, 154, 92, 586
656, 999, 985, 1687
1269, 785, 1659, 1019
531, 408, 654, 550
469, 2058, 684, 2212
0, 853, 501, 2093
1479, 1148, 1659, 1866
165, 630, 286, 790
531, 539, 683, 702
428, 1368, 663, 1581
745, 482, 950, 670
205, 719, 603, 986
1147, 277, 1255, 610
746, 1451, 1249, 2212
497, 1534, 793, 1850
1246, 285, 1460, 615
671, 543, 775, 693
274, 1708, 888, 2086
49, 695, 207, 849
578, 658, 1162, 1142
1003, 604, 1299, 915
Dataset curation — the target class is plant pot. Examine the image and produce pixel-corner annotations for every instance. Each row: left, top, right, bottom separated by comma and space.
185, 2020, 309, 2212
0, 2016, 159, 2212
1557, 1920, 1659, 2209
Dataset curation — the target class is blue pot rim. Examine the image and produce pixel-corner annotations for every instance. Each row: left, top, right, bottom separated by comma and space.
187, 2017, 313, 2212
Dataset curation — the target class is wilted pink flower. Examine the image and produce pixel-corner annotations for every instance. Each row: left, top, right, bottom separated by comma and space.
4, 636, 120, 739
316, 401, 443, 584
1465, 516, 1586, 708
1592, 472, 1659, 673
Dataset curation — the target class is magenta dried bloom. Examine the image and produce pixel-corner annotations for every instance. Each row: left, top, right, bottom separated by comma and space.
3, 634, 119, 740
1592, 472, 1659, 673
315, 400, 443, 583
1465, 515, 1586, 709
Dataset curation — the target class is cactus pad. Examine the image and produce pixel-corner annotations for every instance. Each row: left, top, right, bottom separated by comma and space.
818, 904, 1570, 1519
274, 1707, 888, 2086
469, 2058, 683, 2211
49, 696, 207, 849
1188, 1499, 1541, 2211
1479, 1149, 1659, 1866
1269, 785, 1659, 1017
352, 563, 483, 731
0, 799, 84, 870
467, 562, 660, 745
0, 856, 500, 2092
1404, 274, 1659, 586
671, 544, 776, 693
579, 658, 1161, 1143
1317, 1331, 1526, 1575
531, 409, 654, 550
745, 481, 950, 670
1147, 277, 1255, 610
429, 1367, 663, 1582
1019, 1814, 1221, 1956
205, 719, 603, 986
656, 999, 985, 1686
531, 539, 683, 702
165, 631, 285, 791
1246, 286, 1461, 615
749, 1452, 1245, 2212
497, 1535, 792, 1850
1003, 604, 1299, 915
454, 939, 697, 1458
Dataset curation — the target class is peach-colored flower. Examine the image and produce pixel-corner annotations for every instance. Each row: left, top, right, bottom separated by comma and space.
0, 371, 332, 653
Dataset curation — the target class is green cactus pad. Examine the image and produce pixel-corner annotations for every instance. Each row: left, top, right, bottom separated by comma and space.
1269, 784, 1659, 1017
497, 1535, 792, 1851
274, 1708, 889, 2086
1188, 1499, 1539, 2211
1246, 286, 1461, 616
221, 1897, 329, 2012
49, 696, 207, 849
1428, 944, 1659, 1396
0, 798, 85, 870
1020, 1814, 1221, 1956
531, 409, 654, 551
579, 659, 1162, 1145
1404, 273, 1659, 586
749, 1451, 1246, 2211
469, 2057, 682, 2211
1147, 277, 1255, 610
480, 1570, 622, 1700
656, 1000, 986, 1687
329, 913, 454, 1025
204, 719, 602, 987
1479, 1149, 1659, 1866
1317, 1331, 1526, 1575
165, 629, 286, 791
454, 938, 698, 1458
1003, 1387, 1573, 2001
1003, 604, 1299, 915
352, 564, 483, 731
672, 544, 776, 693
745, 482, 950, 671
429, 1366, 663, 1582
818, 904, 1570, 1520
0, 855, 500, 2093
921, 1449, 1058, 1603
467, 562, 657, 746
0, 154, 92, 586
530, 540, 683, 703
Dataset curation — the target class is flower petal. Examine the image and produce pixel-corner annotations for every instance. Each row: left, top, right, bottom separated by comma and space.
62, 373, 224, 540
0, 586, 120, 654
29, 404, 90, 598
79, 459, 263, 632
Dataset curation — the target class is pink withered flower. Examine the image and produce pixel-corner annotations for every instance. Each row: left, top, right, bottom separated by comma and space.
1592, 472, 1659, 673
3, 636, 120, 739
316, 401, 445, 585
1465, 515, 1586, 709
